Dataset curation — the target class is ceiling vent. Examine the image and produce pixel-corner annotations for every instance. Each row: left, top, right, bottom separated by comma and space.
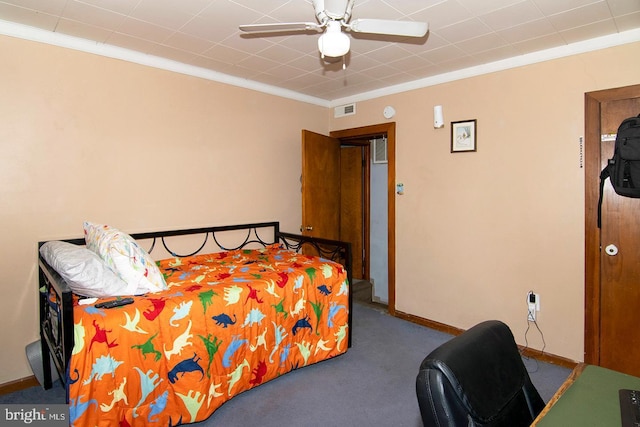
372, 137, 388, 164
334, 103, 356, 118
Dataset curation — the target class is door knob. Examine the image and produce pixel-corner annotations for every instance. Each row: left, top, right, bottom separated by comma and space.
299, 225, 313, 232
605, 244, 618, 256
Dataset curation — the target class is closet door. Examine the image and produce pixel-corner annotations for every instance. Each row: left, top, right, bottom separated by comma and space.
585, 85, 640, 376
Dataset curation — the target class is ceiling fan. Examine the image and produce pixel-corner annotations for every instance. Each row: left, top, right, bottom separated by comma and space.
239, 0, 428, 59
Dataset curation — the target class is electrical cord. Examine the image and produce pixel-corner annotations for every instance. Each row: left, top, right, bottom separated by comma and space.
522, 290, 547, 373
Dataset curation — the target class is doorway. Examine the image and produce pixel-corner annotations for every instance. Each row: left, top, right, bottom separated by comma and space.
301, 123, 397, 314
585, 84, 640, 376
332, 123, 396, 313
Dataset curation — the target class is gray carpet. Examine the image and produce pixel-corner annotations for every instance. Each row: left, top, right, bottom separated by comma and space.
1, 302, 571, 426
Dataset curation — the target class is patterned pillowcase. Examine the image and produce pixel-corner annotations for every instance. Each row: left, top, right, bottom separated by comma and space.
83, 221, 167, 294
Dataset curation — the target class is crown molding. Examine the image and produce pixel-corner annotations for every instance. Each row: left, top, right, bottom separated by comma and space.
329, 28, 640, 107
0, 19, 330, 108
1, 19, 638, 109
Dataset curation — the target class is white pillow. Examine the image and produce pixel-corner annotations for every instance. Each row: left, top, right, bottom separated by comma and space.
39, 241, 136, 297
83, 221, 167, 294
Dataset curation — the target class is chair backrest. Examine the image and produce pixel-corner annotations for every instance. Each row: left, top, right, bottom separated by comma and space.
415, 320, 545, 427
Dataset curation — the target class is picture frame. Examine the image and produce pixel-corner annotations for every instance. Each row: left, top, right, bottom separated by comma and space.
451, 119, 477, 153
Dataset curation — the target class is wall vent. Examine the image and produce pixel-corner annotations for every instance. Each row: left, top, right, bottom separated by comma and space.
334, 103, 356, 118
372, 137, 388, 164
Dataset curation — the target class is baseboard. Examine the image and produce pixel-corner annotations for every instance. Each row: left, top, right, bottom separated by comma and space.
371, 295, 387, 305
394, 310, 579, 370
395, 310, 467, 336
0, 375, 40, 396
518, 346, 578, 369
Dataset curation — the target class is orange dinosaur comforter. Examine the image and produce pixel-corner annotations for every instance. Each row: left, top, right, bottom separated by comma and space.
67, 245, 349, 426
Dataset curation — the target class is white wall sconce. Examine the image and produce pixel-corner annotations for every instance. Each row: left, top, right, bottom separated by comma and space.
434, 105, 444, 128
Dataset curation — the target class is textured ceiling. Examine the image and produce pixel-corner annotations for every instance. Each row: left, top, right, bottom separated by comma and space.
0, 0, 639, 103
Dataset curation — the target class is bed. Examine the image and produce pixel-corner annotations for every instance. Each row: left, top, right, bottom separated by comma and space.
37, 221, 352, 426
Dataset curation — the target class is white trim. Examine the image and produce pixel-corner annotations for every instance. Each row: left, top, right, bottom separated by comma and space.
0, 19, 330, 108
1, 19, 638, 108
329, 28, 640, 107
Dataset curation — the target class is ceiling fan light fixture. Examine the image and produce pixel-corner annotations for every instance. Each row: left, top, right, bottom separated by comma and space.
318, 21, 350, 57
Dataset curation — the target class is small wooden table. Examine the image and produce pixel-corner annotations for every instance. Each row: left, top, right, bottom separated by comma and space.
532, 363, 640, 426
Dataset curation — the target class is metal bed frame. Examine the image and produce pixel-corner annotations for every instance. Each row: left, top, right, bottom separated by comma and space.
37, 221, 352, 391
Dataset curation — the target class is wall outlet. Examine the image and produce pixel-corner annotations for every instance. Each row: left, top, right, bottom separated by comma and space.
527, 292, 540, 321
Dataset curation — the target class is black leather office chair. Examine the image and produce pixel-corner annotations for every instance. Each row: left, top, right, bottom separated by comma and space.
416, 320, 545, 427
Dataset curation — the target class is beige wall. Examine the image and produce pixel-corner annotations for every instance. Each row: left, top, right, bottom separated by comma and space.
331, 42, 640, 362
0, 35, 328, 384
1, 31, 638, 385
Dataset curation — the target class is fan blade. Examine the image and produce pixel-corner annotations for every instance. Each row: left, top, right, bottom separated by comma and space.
348, 19, 428, 37
239, 22, 322, 33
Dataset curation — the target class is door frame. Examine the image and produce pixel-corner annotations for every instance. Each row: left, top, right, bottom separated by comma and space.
331, 122, 397, 315
584, 84, 640, 364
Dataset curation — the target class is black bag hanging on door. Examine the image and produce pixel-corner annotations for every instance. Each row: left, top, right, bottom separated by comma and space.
598, 114, 640, 227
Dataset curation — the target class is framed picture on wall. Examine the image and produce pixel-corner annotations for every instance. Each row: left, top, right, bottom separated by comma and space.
451, 119, 477, 153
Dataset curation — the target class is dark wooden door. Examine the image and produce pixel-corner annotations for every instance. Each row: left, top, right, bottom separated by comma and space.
340, 145, 365, 280
585, 84, 640, 376
301, 129, 341, 240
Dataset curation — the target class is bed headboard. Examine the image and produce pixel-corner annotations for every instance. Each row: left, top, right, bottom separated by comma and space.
41, 221, 279, 255
39, 221, 351, 286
